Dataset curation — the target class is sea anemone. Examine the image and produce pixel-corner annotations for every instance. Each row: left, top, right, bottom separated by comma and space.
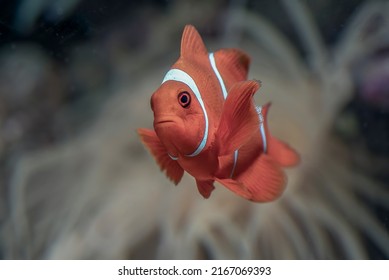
3, 0, 388, 259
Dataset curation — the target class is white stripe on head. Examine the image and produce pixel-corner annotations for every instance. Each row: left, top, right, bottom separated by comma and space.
162, 69, 209, 157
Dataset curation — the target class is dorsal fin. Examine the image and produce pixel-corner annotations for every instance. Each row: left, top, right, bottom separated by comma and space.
214, 48, 250, 82
180, 25, 208, 58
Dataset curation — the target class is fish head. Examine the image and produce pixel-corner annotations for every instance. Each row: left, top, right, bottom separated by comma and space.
151, 80, 206, 157
150, 25, 212, 157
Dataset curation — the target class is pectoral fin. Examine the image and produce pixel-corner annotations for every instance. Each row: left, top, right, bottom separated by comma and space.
216, 80, 260, 156
137, 128, 184, 185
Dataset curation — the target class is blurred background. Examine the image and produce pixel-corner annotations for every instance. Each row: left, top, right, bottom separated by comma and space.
0, 0, 388, 259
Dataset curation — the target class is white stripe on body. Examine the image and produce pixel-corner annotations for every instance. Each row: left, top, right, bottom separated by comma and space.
162, 69, 209, 158
209, 53, 228, 99
256, 106, 267, 153
209, 53, 239, 178
209, 53, 268, 178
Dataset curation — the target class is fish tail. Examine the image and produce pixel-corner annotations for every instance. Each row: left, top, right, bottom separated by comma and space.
262, 103, 300, 167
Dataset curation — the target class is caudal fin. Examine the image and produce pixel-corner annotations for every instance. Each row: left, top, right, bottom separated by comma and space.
261, 103, 300, 167
268, 136, 300, 167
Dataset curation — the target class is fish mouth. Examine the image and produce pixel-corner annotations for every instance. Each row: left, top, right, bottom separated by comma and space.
155, 120, 174, 125
154, 116, 176, 126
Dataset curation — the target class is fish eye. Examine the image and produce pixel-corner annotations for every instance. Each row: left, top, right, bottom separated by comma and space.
178, 91, 191, 108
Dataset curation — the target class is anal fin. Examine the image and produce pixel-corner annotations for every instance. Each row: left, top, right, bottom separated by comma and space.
217, 154, 286, 202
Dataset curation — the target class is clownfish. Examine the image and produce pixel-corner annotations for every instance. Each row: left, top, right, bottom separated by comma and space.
137, 25, 299, 202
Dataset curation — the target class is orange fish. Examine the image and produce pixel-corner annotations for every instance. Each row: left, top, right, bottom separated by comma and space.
137, 25, 299, 202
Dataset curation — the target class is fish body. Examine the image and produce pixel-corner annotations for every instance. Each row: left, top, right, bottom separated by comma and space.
138, 25, 299, 202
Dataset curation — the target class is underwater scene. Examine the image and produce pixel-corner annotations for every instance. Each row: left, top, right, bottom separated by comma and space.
0, 0, 388, 259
